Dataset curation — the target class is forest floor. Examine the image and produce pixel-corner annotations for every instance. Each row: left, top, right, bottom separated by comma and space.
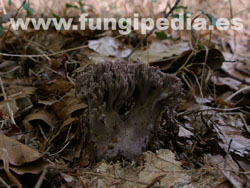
0, 0, 250, 187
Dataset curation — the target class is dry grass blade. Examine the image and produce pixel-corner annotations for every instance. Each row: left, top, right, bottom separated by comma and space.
0, 77, 16, 125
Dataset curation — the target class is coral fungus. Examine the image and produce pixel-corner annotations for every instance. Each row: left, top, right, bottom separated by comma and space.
76, 62, 182, 160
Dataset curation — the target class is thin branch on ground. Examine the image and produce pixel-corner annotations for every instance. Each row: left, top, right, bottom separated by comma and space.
0, 77, 16, 125
125, 0, 181, 60
225, 85, 250, 101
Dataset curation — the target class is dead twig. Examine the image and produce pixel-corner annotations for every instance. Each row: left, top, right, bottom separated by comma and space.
34, 168, 47, 188
225, 85, 250, 101
0, 77, 16, 125
146, 175, 166, 188
0, 66, 20, 76
177, 107, 242, 117
0, 177, 11, 188
125, 0, 181, 60
228, 0, 237, 53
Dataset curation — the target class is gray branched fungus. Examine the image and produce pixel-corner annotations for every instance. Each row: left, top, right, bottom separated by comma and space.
76, 62, 183, 160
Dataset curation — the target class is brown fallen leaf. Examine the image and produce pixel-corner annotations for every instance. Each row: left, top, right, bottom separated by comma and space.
0, 135, 51, 188
47, 118, 76, 146
213, 122, 250, 157
211, 76, 242, 91
52, 96, 88, 121
35, 79, 73, 99
208, 155, 246, 188
149, 48, 192, 70
214, 181, 234, 188
1, 148, 22, 188
88, 36, 131, 58
0, 159, 51, 175
6, 85, 36, 100
0, 134, 43, 166
132, 41, 190, 64
195, 49, 225, 70
80, 149, 225, 188
222, 59, 250, 84
0, 99, 17, 117
23, 108, 56, 129
150, 48, 224, 72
